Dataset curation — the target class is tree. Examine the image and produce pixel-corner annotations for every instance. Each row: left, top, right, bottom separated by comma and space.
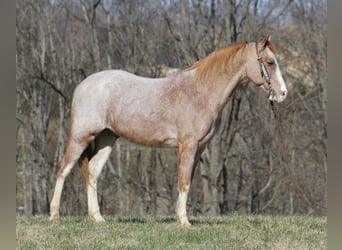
16, 0, 326, 217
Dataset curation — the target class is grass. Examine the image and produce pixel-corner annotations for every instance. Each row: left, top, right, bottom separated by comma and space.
16, 214, 326, 250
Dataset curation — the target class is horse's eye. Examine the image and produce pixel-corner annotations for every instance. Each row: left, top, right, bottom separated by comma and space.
267, 61, 275, 66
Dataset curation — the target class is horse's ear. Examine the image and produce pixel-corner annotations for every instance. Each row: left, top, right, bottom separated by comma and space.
266, 34, 272, 42
258, 34, 272, 51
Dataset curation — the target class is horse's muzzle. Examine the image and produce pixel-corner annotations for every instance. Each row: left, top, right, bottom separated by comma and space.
269, 89, 287, 103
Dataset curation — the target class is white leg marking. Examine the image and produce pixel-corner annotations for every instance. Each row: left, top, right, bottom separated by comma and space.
87, 146, 112, 222
49, 161, 76, 221
176, 184, 191, 227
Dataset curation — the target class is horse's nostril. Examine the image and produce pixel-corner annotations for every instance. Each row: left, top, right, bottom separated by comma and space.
282, 91, 287, 96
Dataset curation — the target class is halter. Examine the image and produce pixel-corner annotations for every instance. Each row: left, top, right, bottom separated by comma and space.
255, 42, 276, 100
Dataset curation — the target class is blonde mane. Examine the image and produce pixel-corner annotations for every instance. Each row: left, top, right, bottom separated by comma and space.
183, 41, 248, 83
183, 40, 276, 84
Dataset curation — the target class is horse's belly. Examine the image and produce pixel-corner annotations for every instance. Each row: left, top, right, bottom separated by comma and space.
116, 130, 178, 147
109, 119, 178, 147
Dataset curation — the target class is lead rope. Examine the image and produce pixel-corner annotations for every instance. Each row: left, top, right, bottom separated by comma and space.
256, 41, 323, 212
270, 100, 325, 213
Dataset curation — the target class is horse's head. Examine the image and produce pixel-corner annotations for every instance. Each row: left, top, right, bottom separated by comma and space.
246, 35, 288, 103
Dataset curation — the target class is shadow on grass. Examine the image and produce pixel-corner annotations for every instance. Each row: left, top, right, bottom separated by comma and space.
116, 216, 177, 224
189, 218, 225, 226
156, 217, 177, 224
114, 216, 226, 225
117, 217, 147, 224
157, 217, 226, 225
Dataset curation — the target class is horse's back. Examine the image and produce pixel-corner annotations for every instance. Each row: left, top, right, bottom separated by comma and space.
77, 70, 139, 88
75, 70, 168, 96
70, 70, 179, 146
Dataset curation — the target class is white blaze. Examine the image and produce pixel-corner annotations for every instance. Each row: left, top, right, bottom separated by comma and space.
275, 59, 287, 94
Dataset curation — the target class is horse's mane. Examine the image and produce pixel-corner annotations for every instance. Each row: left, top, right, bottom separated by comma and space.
182, 41, 248, 83
183, 40, 276, 84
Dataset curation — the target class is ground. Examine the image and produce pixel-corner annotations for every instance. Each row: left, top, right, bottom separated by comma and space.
16, 214, 326, 249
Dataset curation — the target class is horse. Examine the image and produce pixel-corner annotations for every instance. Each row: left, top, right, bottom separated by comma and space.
49, 35, 287, 227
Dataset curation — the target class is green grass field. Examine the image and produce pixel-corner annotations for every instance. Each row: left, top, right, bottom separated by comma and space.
16, 214, 326, 249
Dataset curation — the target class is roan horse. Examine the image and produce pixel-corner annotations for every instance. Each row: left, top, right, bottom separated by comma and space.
50, 35, 287, 227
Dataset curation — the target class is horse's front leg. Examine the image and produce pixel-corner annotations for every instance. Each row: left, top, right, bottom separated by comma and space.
176, 141, 198, 227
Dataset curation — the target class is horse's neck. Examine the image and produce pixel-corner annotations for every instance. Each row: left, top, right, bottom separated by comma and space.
198, 62, 247, 112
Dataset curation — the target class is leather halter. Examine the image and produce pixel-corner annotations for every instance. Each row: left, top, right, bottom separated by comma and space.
255, 42, 276, 99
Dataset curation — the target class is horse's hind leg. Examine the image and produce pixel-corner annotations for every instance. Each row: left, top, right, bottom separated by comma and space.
85, 130, 117, 222
49, 136, 91, 221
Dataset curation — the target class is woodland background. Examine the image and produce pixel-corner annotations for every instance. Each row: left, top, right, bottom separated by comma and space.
16, 0, 327, 217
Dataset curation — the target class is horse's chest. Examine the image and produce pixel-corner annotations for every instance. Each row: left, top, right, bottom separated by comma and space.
198, 114, 221, 146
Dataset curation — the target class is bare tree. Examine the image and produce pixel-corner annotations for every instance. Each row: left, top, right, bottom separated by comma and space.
16, 0, 326, 217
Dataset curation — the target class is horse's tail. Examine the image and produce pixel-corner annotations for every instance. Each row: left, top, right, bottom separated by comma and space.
79, 142, 94, 185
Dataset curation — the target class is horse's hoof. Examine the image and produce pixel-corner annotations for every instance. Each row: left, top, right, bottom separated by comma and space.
180, 221, 192, 228
49, 214, 60, 222
91, 214, 106, 223
177, 216, 192, 228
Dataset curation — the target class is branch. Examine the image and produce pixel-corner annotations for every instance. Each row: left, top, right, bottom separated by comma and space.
16, 116, 25, 125
31, 73, 68, 100
93, 0, 101, 9
91, 0, 101, 27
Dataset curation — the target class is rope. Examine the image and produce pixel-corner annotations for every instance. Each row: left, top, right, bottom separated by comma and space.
270, 100, 325, 213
